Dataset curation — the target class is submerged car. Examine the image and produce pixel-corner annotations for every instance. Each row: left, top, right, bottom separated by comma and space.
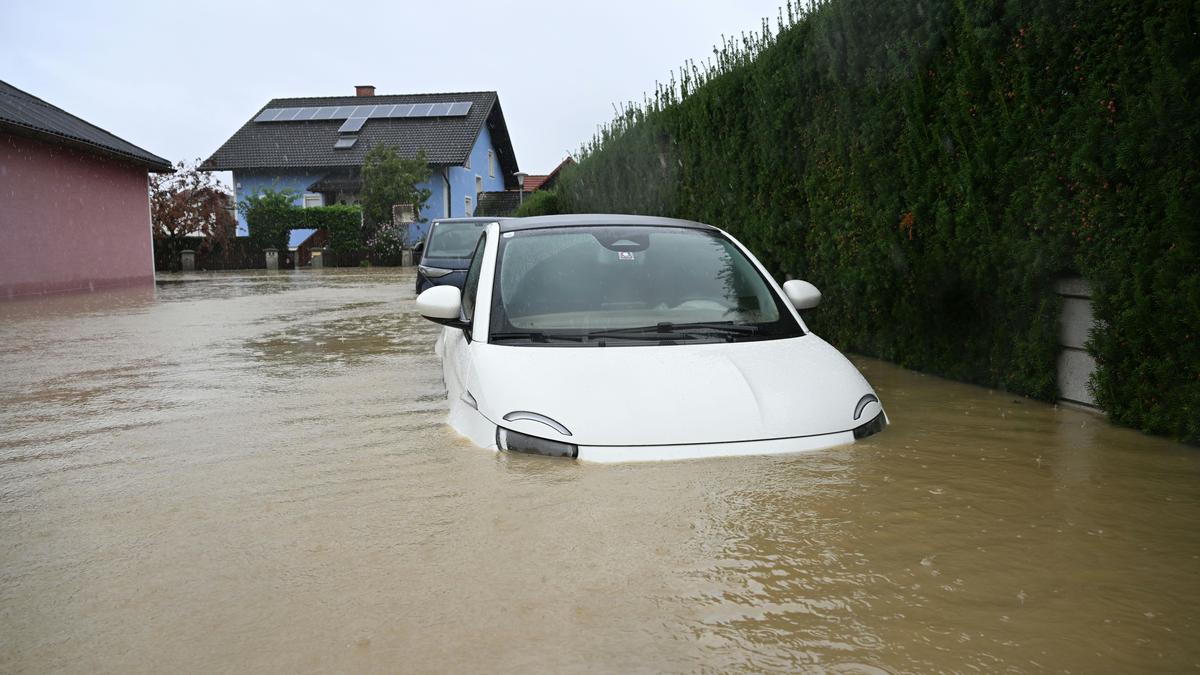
415, 217, 502, 294
415, 214, 887, 463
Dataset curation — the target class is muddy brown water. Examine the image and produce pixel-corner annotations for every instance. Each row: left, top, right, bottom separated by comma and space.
1, 269, 1197, 673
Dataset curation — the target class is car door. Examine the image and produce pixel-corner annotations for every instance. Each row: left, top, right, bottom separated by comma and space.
441, 232, 487, 403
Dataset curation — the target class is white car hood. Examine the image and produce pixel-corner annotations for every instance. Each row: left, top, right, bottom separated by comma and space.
467, 334, 881, 447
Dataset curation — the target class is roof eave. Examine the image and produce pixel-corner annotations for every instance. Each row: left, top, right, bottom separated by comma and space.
2, 120, 174, 172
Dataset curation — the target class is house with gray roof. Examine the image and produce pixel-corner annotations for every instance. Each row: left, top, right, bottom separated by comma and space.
202, 85, 520, 243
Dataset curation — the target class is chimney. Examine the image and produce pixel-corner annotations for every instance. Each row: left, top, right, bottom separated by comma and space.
355, 85, 376, 97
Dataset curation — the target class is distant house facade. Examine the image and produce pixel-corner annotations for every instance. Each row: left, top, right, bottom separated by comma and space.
476, 156, 575, 216
0, 80, 173, 299
202, 86, 520, 245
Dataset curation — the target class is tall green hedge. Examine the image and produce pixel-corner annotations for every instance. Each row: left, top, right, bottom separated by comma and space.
557, 0, 1199, 443
299, 205, 362, 253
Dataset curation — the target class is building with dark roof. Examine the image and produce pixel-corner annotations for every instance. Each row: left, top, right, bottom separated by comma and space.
476, 156, 575, 217
0, 80, 172, 298
203, 85, 520, 243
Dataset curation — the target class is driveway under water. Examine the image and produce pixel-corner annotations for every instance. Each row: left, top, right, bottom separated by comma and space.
1, 269, 1197, 673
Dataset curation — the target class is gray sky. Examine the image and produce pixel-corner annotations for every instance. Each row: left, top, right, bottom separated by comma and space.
3, 0, 784, 184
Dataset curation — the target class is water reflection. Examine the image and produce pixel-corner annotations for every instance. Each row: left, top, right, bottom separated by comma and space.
0, 269, 1196, 674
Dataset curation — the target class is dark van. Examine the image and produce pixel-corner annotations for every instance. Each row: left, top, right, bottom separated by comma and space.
415, 217, 501, 294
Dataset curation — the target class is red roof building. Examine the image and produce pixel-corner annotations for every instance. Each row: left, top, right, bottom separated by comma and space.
0, 80, 172, 298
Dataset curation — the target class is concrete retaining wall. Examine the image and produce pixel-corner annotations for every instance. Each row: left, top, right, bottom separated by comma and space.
1055, 278, 1099, 409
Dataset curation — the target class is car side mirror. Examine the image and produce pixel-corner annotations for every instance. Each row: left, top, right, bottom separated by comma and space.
416, 285, 470, 329
782, 279, 821, 310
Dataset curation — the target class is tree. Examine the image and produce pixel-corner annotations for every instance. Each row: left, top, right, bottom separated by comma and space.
150, 159, 236, 270
239, 187, 297, 252
359, 144, 432, 250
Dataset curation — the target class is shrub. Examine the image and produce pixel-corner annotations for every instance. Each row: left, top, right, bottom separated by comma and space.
556, 0, 1200, 443
299, 205, 361, 253
239, 188, 297, 251
514, 190, 561, 217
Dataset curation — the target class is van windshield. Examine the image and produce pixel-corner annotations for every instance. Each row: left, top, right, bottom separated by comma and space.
488, 225, 803, 345
426, 222, 489, 258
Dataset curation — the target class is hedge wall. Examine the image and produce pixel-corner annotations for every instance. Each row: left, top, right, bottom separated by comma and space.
556, 0, 1199, 443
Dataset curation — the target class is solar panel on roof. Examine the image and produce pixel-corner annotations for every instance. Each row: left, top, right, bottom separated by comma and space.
389, 104, 414, 118
254, 100, 475, 123
338, 117, 368, 133
334, 137, 358, 149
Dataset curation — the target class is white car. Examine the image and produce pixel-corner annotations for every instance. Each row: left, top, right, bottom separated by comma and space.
416, 214, 887, 463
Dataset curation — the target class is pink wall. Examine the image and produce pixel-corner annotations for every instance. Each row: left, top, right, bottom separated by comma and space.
0, 134, 155, 298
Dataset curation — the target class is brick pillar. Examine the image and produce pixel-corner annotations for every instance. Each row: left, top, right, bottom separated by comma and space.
180, 250, 195, 272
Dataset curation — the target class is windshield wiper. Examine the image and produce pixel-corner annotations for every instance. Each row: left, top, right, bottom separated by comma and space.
489, 331, 585, 343
664, 321, 760, 335
591, 321, 759, 337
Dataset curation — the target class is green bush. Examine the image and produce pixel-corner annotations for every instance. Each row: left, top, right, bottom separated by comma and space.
514, 190, 561, 217
299, 205, 362, 253
557, 0, 1199, 443
239, 188, 296, 251
240, 189, 364, 254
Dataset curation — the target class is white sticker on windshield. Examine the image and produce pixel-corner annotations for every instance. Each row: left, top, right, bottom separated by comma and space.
618, 251, 635, 261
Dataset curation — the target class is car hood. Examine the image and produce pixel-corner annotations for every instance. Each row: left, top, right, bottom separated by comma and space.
467, 334, 882, 447
419, 256, 471, 270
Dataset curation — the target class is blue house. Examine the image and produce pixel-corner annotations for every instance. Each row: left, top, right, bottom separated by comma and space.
202, 85, 520, 246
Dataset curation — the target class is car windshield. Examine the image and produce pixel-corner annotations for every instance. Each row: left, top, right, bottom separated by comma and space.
488, 225, 803, 345
425, 221, 489, 258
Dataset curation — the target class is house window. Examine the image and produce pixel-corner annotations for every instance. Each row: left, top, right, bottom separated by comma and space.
464, 195, 473, 216
475, 175, 483, 196
464, 154, 471, 170
488, 150, 495, 178
302, 193, 323, 208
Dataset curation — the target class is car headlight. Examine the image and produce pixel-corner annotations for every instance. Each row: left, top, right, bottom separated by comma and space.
496, 427, 578, 458
418, 265, 454, 278
852, 411, 887, 440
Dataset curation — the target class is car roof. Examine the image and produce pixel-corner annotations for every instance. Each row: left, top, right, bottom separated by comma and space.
498, 213, 717, 233
430, 217, 508, 225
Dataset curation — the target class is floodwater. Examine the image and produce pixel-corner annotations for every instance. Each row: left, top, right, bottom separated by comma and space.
1, 269, 1197, 674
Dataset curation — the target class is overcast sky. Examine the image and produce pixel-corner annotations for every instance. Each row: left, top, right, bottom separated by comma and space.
3, 0, 784, 184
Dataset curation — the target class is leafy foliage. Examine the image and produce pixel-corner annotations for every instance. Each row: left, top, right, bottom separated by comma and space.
514, 190, 561, 217
300, 205, 362, 253
150, 160, 236, 270
359, 144, 432, 248
239, 188, 364, 255
556, 0, 1199, 443
239, 187, 297, 251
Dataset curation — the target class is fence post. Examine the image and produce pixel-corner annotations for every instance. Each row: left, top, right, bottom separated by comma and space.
311, 247, 325, 269
180, 249, 195, 272
264, 248, 279, 271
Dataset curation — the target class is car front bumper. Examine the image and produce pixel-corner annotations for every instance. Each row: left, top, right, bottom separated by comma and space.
449, 396, 887, 463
